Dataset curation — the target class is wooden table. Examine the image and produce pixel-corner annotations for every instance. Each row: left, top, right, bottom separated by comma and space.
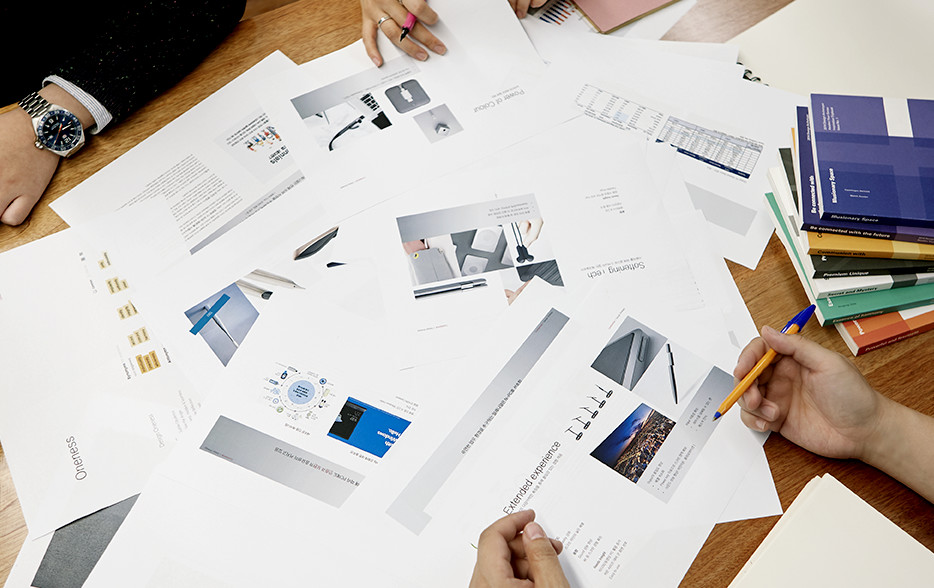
2, 1, 932, 585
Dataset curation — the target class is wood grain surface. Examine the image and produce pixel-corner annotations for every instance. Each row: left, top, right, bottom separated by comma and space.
2, 0, 932, 585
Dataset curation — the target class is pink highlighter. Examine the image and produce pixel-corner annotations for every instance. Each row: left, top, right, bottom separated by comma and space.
400, 12, 417, 41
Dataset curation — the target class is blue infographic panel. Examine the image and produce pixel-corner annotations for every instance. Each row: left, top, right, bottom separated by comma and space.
328, 398, 411, 458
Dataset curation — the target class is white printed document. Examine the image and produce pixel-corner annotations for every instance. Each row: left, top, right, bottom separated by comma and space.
412, 286, 768, 586
288, 118, 715, 368
106, 118, 755, 385
0, 229, 201, 538
51, 52, 306, 259
522, 43, 802, 268
253, 0, 547, 226
83, 278, 765, 587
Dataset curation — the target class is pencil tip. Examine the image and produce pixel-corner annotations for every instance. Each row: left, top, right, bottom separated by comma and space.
713, 412, 721, 421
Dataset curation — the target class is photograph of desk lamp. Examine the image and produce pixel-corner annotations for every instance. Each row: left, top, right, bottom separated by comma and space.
413, 104, 464, 144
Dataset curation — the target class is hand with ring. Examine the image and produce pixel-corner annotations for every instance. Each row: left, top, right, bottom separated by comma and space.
360, 0, 447, 67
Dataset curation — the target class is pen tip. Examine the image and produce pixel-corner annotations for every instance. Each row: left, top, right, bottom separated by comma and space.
713, 412, 721, 421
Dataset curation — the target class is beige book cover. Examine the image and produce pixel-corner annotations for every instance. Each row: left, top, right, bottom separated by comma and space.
729, 0, 934, 98
730, 473, 934, 587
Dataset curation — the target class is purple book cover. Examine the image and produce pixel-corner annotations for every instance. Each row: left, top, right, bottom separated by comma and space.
810, 93, 934, 229
796, 106, 934, 244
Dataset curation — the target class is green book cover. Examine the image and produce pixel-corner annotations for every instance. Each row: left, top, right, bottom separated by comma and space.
765, 192, 934, 325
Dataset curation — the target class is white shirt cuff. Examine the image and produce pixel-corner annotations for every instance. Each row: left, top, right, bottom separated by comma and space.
43, 75, 114, 134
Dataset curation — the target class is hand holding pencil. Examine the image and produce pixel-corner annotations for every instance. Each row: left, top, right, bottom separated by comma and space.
728, 311, 887, 461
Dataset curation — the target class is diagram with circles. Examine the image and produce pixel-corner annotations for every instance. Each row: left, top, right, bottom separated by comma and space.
263, 364, 336, 422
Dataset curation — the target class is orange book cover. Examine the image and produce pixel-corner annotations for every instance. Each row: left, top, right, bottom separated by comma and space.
837, 304, 934, 355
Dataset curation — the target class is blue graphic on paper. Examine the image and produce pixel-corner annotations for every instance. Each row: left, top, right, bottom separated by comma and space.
328, 397, 411, 458
189, 294, 231, 335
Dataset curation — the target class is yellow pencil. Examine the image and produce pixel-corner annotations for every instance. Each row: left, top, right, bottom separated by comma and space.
714, 305, 816, 421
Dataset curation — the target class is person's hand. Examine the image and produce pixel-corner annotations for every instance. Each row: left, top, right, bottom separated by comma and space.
0, 107, 59, 225
469, 509, 570, 588
402, 239, 428, 254
735, 326, 886, 461
504, 280, 530, 305
518, 218, 543, 248
360, 0, 447, 67
508, 0, 548, 19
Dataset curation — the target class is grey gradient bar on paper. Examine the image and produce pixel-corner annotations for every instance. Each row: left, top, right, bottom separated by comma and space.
201, 416, 363, 508
396, 194, 540, 242
190, 171, 305, 255
686, 182, 757, 236
387, 308, 570, 534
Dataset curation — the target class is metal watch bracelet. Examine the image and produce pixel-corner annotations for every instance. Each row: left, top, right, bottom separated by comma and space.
18, 91, 53, 118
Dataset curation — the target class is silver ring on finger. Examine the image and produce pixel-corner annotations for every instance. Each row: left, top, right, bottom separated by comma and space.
377, 15, 392, 29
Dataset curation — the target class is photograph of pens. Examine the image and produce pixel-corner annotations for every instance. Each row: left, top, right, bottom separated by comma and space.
666, 343, 678, 404
400, 12, 417, 41
713, 304, 816, 421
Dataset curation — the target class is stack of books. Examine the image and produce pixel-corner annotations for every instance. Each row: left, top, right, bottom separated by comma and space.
765, 93, 934, 355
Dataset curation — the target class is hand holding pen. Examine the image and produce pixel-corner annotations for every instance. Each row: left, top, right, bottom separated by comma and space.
361, 0, 446, 67
399, 12, 417, 41
726, 306, 892, 461
716, 305, 815, 421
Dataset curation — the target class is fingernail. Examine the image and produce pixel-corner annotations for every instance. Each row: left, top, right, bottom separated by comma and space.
762, 325, 777, 336
761, 405, 778, 420
416, 50, 428, 61
519, 10, 527, 18
371, 56, 382, 68
524, 521, 545, 540
755, 418, 768, 431
434, 43, 447, 55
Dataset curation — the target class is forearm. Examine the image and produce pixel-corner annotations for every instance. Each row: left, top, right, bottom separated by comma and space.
860, 395, 934, 503
51, 0, 246, 123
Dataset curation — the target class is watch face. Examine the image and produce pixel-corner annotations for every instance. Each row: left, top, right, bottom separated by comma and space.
37, 110, 82, 152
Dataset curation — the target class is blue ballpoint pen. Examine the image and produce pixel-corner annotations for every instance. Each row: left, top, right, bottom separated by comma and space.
714, 304, 816, 421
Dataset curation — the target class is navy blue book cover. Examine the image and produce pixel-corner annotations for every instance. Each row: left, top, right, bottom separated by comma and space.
810, 94, 934, 229
796, 106, 934, 244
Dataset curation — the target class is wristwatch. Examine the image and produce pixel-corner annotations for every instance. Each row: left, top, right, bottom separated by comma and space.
18, 91, 86, 157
